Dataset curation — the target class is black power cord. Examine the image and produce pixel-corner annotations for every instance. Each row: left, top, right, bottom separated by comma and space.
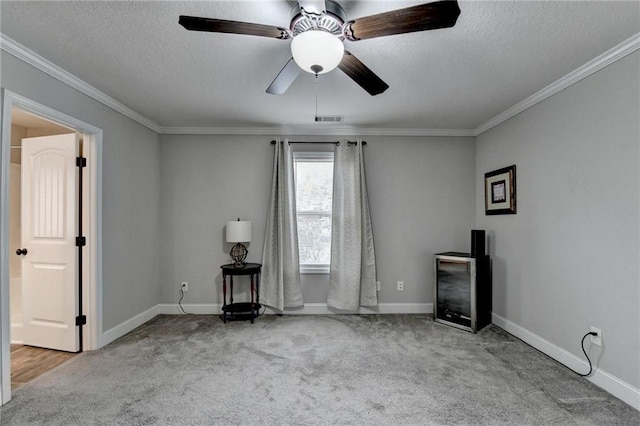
178, 288, 192, 315
570, 331, 598, 377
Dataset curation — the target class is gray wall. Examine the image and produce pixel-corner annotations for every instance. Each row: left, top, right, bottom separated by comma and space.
1, 52, 161, 331
159, 135, 476, 307
475, 52, 640, 388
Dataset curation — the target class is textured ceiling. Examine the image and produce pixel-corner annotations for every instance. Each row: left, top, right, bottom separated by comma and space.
1, 1, 638, 131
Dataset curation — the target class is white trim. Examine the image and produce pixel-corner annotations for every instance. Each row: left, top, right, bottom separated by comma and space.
267, 303, 433, 315
9, 324, 22, 345
157, 304, 222, 315
492, 313, 640, 411
0, 90, 103, 405
0, 89, 11, 405
157, 303, 431, 315
100, 305, 159, 347
475, 32, 640, 136
0, 34, 161, 134
84, 133, 102, 352
159, 126, 475, 137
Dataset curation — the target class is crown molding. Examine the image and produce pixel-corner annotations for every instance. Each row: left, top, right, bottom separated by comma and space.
159, 126, 475, 137
0, 33, 162, 133
3, 30, 637, 139
474, 32, 640, 136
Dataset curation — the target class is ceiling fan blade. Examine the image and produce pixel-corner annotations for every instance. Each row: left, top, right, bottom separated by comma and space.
344, 0, 460, 41
338, 51, 389, 96
266, 58, 301, 95
297, 0, 326, 16
179, 15, 290, 39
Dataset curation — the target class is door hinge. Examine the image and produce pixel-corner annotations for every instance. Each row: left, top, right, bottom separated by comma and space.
76, 156, 87, 168
76, 315, 87, 326
76, 236, 87, 247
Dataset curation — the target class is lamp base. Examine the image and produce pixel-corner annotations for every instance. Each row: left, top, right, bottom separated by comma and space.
230, 243, 248, 268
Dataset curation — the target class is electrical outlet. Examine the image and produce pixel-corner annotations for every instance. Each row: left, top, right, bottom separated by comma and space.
181, 281, 189, 292
376, 281, 381, 291
397, 281, 404, 291
590, 327, 602, 346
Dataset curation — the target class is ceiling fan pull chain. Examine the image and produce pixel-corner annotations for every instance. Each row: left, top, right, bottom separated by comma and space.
315, 73, 319, 121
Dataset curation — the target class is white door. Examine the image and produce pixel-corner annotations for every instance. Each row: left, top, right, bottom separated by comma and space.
20, 134, 80, 352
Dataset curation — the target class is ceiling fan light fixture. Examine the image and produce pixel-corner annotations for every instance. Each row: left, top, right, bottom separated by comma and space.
291, 30, 344, 74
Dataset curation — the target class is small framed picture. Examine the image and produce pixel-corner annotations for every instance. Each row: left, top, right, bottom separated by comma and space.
485, 165, 516, 215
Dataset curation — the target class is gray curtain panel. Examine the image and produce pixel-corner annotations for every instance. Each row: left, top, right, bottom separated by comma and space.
328, 139, 378, 310
260, 138, 304, 311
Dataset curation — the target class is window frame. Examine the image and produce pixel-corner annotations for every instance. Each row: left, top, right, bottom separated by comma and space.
293, 150, 334, 274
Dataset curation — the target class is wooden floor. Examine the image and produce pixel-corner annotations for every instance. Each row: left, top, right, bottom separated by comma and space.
11, 344, 77, 390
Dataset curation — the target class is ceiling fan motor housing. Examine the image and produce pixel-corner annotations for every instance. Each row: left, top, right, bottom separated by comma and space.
289, 0, 347, 37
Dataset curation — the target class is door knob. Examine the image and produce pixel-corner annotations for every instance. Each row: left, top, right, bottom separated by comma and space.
16, 248, 28, 256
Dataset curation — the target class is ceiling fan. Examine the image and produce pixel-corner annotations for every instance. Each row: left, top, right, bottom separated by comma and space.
179, 0, 460, 96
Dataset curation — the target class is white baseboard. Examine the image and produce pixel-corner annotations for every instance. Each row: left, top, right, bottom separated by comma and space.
157, 302, 432, 316
266, 302, 433, 315
157, 304, 222, 315
492, 313, 640, 411
99, 305, 159, 347
10, 323, 23, 345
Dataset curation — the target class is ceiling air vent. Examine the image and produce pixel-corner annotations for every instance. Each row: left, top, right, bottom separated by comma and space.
314, 115, 344, 123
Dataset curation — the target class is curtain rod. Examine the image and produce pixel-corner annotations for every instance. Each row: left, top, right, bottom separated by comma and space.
270, 140, 367, 146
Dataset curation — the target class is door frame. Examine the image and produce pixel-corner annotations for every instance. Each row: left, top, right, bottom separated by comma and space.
0, 89, 103, 404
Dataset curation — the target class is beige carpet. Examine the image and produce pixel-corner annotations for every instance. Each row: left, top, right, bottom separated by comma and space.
1, 314, 638, 425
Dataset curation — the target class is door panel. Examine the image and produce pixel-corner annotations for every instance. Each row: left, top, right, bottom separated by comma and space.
21, 133, 79, 352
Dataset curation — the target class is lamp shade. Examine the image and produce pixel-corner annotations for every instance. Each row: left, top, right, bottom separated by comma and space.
226, 220, 251, 243
291, 30, 345, 74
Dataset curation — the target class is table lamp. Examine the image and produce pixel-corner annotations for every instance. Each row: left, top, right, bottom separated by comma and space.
226, 218, 251, 268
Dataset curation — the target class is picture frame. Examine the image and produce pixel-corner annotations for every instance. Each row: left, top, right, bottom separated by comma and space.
484, 165, 516, 215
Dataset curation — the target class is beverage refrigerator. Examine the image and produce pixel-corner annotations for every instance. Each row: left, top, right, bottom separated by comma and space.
433, 252, 491, 333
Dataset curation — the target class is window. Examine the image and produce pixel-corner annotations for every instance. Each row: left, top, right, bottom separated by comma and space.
294, 151, 334, 274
